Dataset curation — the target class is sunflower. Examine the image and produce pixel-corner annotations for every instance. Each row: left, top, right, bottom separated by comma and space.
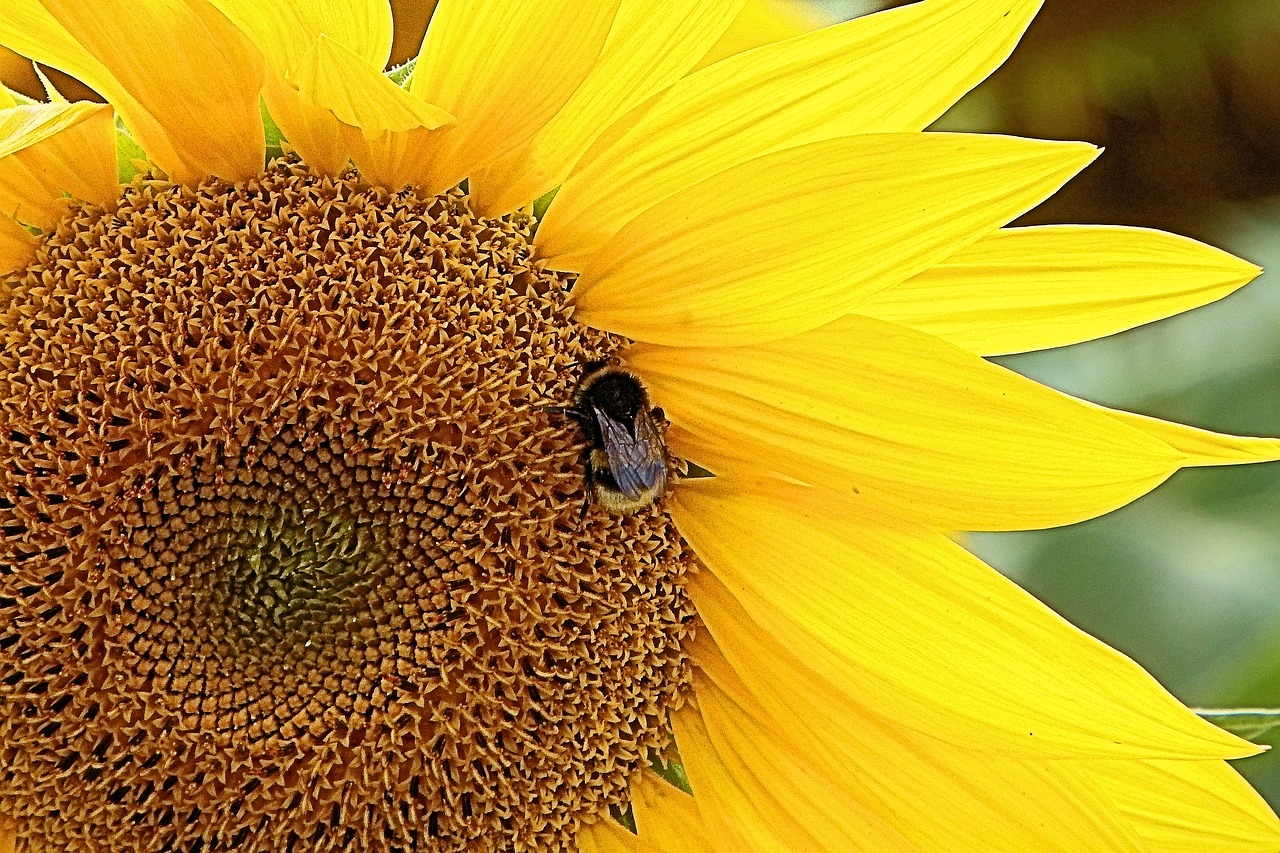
0, 0, 1278, 851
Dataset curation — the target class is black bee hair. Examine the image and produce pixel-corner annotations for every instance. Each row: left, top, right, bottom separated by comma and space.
550, 361, 669, 517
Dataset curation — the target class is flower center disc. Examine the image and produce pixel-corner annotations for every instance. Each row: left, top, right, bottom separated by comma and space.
0, 162, 698, 852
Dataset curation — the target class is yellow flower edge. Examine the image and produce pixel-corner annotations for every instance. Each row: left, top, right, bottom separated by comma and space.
0, 0, 1278, 851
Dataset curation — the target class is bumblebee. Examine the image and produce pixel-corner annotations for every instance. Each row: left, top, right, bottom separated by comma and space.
556, 363, 669, 515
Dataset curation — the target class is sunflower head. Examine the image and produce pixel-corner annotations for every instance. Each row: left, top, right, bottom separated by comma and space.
0, 161, 699, 849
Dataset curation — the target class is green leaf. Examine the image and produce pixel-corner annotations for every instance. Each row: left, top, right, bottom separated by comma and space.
1197, 709, 1280, 740
386, 57, 417, 89
115, 118, 148, 183
609, 802, 638, 834
532, 187, 559, 222
261, 99, 286, 163
649, 752, 692, 795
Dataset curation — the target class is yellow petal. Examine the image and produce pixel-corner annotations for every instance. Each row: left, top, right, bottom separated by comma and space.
295, 36, 452, 135
260, 74, 350, 176
469, 0, 745, 215
343, 121, 439, 191
694, 0, 825, 69
209, 0, 435, 181
630, 314, 1183, 531
578, 815, 661, 853
0, 814, 13, 853
675, 681, 919, 852
405, 0, 622, 193
630, 771, 718, 853
293, 40, 454, 189
0, 102, 116, 230
692, 629, 1148, 851
282, 63, 452, 182
206, 0, 393, 74
1090, 759, 1280, 852
572, 134, 1096, 346
857, 225, 1263, 356
1099, 405, 1280, 467
0, 212, 36, 274
0, 0, 266, 184
536, 0, 1044, 267
672, 475, 1259, 759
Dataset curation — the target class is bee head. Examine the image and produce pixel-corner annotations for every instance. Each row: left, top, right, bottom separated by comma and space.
575, 365, 649, 424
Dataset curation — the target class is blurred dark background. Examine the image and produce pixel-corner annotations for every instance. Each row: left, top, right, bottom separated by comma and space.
5, 0, 1280, 807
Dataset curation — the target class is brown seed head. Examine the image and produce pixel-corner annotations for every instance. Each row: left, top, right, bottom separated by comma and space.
0, 161, 698, 852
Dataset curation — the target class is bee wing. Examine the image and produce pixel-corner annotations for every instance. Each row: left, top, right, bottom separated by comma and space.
593, 407, 667, 501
